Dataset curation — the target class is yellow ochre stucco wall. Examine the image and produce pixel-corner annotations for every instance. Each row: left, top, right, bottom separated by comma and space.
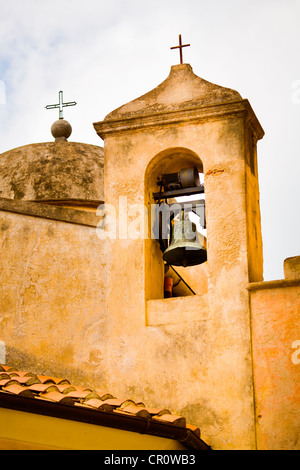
0, 64, 299, 450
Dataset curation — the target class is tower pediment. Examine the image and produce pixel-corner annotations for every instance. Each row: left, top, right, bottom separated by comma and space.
103, 63, 242, 121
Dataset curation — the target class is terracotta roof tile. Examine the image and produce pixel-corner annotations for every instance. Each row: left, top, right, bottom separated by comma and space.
56, 384, 76, 394
0, 365, 15, 372
96, 393, 115, 401
119, 399, 141, 408
8, 375, 41, 386
3, 383, 34, 398
116, 404, 151, 419
72, 385, 93, 392
67, 389, 101, 400
40, 391, 74, 405
56, 384, 93, 395
37, 375, 70, 385
186, 423, 201, 437
143, 407, 171, 416
0, 378, 21, 387
0, 363, 208, 450
82, 399, 114, 412
0, 373, 11, 381
152, 414, 186, 427
101, 398, 127, 407
28, 383, 60, 394
7, 371, 37, 378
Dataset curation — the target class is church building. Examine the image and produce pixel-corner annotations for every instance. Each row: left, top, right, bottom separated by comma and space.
0, 48, 299, 450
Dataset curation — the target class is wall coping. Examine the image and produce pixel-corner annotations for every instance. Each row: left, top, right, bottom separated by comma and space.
247, 278, 300, 291
0, 198, 100, 228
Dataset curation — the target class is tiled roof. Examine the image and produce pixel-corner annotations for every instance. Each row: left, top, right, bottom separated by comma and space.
0, 364, 210, 450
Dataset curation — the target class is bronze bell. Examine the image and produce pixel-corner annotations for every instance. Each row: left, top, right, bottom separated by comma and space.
163, 210, 207, 267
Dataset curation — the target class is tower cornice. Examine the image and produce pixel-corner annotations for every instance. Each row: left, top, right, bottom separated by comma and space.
94, 98, 264, 141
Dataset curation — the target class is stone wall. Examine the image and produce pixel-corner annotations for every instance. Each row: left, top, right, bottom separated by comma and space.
249, 265, 300, 450
0, 200, 109, 385
1, 200, 299, 450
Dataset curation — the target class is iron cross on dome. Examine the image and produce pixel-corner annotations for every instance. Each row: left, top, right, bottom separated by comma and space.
170, 34, 190, 64
45, 90, 77, 119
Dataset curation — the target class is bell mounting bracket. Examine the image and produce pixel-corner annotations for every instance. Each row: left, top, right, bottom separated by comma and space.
152, 167, 206, 255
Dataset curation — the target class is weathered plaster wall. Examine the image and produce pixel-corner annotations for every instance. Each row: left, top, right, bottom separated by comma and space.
95, 102, 263, 449
249, 280, 300, 450
0, 206, 237, 449
1, 209, 298, 450
0, 207, 110, 385
0, 197, 254, 450
1, 62, 298, 450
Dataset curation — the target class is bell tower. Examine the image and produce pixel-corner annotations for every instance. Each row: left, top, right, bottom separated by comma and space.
94, 63, 264, 449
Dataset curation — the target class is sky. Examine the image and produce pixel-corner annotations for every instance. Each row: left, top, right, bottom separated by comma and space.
0, 0, 299, 281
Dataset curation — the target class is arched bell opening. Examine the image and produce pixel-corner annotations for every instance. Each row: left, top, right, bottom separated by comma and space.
144, 148, 208, 301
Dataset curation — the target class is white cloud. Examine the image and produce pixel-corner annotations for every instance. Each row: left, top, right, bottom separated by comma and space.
0, 80, 5, 104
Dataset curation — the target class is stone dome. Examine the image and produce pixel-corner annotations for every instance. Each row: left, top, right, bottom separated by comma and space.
0, 140, 104, 207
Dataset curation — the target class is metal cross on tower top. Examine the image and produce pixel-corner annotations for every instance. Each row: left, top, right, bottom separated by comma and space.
170, 34, 190, 64
45, 90, 77, 119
